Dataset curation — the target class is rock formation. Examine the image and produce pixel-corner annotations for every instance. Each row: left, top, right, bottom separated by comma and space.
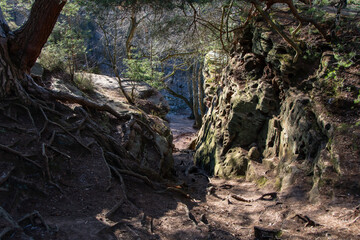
195, 23, 360, 199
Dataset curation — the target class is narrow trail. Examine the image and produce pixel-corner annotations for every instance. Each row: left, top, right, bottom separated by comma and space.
163, 112, 360, 240
167, 111, 198, 151
10, 112, 359, 239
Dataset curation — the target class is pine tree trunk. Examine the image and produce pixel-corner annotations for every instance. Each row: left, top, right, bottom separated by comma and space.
0, 0, 66, 98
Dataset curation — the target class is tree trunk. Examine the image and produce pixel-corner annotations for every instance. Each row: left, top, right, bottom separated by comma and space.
187, 68, 194, 119
164, 85, 193, 113
0, 0, 66, 98
192, 62, 201, 128
8, 0, 67, 72
126, 8, 138, 60
198, 64, 206, 117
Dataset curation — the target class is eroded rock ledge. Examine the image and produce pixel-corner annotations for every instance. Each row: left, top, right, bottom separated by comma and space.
194, 23, 359, 200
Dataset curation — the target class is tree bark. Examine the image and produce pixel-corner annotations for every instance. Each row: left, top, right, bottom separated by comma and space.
192, 62, 201, 128
8, 0, 67, 73
126, 8, 138, 59
198, 64, 206, 117
0, 0, 66, 98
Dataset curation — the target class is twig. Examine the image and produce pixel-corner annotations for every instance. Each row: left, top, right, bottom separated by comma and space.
47, 145, 71, 159
156, 187, 191, 198
232, 194, 253, 202
232, 192, 278, 202
349, 215, 360, 225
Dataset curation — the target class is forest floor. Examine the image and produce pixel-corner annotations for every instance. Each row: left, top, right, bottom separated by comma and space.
1, 75, 359, 239
1, 111, 360, 239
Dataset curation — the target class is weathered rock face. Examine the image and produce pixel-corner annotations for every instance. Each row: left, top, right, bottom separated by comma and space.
122, 80, 170, 119
49, 72, 174, 178
80, 73, 170, 118
195, 24, 340, 196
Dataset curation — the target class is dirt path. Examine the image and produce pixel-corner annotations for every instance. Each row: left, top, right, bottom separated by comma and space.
167, 112, 198, 151
50, 114, 360, 239
4, 113, 359, 239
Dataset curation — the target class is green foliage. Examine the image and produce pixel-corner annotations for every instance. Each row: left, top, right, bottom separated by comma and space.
323, 51, 355, 96
74, 73, 95, 93
0, 0, 33, 30
355, 91, 360, 104
123, 53, 164, 89
38, 43, 66, 71
256, 176, 268, 187
39, 1, 87, 77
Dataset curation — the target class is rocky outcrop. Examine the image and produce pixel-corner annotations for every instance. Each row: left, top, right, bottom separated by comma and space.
49, 72, 174, 178
194, 24, 345, 197
81, 73, 170, 118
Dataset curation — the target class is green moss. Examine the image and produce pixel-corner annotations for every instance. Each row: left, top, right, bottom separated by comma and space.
256, 176, 268, 187
275, 177, 282, 191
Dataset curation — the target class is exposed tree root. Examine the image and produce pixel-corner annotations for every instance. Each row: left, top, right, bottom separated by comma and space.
18, 210, 50, 232
39, 106, 91, 152
27, 77, 131, 121
98, 145, 112, 191
0, 72, 175, 223
231, 192, 278, 202
0, 207, 21, 238
10, 176, 48, 196
105, 198, 126, 218
0, 143, 43, 170
293, 214, 320, 227
0, 163, 14, 185
117, 169, 154, 189
13, 103, 37, 132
